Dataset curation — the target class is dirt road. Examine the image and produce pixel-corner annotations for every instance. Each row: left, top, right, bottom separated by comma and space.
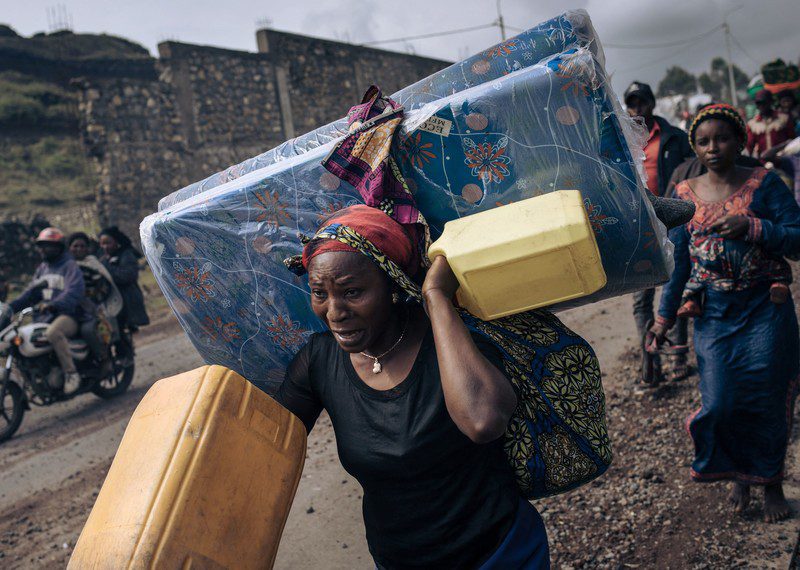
1, 296, 798, 568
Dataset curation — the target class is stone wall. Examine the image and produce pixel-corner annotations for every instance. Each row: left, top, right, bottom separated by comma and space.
72, 31, 450, 243
257, 29, 448, 136
0, 215, 51, 290
76, 75, 189, 233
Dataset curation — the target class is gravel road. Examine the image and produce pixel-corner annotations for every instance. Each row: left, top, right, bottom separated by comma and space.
0, 294, 798, 568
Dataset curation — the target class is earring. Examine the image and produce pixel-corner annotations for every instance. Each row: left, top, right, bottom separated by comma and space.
392, 292, 400, 304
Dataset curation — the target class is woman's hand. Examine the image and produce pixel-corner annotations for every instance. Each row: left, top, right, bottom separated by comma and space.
422, 255, 460, 300
648, 321, 670, 344
709, 215, 750, 239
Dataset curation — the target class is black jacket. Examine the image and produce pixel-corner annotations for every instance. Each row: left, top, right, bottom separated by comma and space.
101, 248, 150, 327
653, 116, 694, 197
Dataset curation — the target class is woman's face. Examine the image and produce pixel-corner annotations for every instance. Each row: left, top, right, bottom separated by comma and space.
99, 234, 118, 256
69, 238, 89, 261
694, 119, 741, 173
308, 251, 396, 354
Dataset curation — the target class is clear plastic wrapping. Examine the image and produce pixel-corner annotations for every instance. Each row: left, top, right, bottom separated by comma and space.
157, 10, 601, 212
142, 13, 669, 393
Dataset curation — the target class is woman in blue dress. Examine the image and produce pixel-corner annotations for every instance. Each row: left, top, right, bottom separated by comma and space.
650, 104, 800, 522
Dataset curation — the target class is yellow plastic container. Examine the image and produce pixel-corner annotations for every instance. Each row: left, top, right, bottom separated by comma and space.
427, 190, 607, 320
68, 365, 306, 570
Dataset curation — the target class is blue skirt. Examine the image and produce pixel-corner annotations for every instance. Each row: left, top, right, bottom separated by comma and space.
688, 285, 800, 484
479, 499, 549, 569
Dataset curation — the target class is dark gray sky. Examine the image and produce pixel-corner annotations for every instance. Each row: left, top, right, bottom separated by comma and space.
2, 0, 798, 95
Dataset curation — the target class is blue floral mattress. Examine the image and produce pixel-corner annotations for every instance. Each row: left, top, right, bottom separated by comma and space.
157, 10, 603, 211
142, 15, 670, 393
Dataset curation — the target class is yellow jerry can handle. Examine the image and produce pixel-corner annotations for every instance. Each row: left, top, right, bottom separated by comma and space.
423, 191, 607, 320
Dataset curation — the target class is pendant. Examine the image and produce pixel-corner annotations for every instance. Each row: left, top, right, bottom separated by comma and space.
372, 360, 382, 374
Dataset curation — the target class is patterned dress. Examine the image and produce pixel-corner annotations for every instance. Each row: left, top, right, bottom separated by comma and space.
658, 168, 800, 483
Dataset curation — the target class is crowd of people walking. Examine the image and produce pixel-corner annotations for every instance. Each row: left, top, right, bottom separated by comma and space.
627, 79, 800, 524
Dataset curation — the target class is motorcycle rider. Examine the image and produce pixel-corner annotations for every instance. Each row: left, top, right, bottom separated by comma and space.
9, 227, 94, 395
68, 232, 122, 376
98, 227, 149, 366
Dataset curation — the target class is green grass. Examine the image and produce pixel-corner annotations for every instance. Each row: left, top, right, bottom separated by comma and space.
0, 134, 95, 212
139, 264, 171, 321
0, 71, 77, 128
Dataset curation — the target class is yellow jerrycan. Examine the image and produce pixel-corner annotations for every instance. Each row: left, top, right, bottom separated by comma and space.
68, 365, 306, 570
427, 190, 607, 320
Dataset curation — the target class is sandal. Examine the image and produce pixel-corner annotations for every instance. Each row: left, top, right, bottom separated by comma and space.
641, 319, 663, 386
645, 328, 690, 384
662, 346, 691, 382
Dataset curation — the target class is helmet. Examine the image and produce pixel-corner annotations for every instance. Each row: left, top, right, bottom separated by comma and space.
35, 227, 65, 245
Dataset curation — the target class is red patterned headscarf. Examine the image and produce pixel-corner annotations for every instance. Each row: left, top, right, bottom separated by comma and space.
301, 205, 421, 278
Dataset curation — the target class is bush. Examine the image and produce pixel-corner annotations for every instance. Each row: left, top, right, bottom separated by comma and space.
0, 93, 46, 126
0, 73, 76, 128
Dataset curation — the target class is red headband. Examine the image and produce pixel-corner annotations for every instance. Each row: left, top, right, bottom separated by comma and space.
302, 205, 420, 277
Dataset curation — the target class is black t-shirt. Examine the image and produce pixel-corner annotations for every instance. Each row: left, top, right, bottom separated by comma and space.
276, 327, 519, 569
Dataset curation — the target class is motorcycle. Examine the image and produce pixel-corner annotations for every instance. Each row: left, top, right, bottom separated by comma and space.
0, 302, 135, 443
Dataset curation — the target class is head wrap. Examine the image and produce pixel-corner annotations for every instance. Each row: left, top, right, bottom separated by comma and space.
300, 205, 420, 278
688, 103, 747, 153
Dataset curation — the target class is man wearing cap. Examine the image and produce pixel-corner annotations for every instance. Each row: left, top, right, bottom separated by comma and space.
747, 89, 796, 160
10, 227, 94, 395
624, 81, 694, 383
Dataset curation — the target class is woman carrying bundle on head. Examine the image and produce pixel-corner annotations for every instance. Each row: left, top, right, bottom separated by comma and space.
649, 104, 800, 522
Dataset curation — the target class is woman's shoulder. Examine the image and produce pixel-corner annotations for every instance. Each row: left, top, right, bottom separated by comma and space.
293, 331, 336, 366
675, 175, 702, 201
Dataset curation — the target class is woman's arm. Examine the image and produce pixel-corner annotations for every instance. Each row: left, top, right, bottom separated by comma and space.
275, 338, 323, 434
745, 172, 800, 257
653, 225, 692, 335
422, 257, 517, 444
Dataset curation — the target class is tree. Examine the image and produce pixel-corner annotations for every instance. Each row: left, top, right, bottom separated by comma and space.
702, 57, 749, 102
698, 72, 721, 100
658, 66, 697, 96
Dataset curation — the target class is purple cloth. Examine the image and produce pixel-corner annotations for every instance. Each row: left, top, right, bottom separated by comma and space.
322, 86, 424, 228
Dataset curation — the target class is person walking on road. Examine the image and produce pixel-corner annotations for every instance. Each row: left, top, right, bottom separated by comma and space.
747, 89, 796, 161
624, 81, 694, 383
650, 104, 800, 523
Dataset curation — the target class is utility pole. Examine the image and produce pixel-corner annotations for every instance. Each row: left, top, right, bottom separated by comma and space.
723, 20, 738, 106
496, 0, 506, 41
722, 6, 743, 107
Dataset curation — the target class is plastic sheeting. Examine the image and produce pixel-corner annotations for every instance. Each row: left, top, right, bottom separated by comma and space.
141, 13, 670, 393
157, 10, 602, 211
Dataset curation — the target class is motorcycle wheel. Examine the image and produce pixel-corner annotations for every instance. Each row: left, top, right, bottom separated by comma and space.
92, 342, 135, 399
0, 382, 25, 443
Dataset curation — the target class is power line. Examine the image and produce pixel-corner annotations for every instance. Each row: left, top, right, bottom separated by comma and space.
728, 31, 759, 66
361, 22, 496, 46
602, 24, 724, 49
615, 30, 720, 74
